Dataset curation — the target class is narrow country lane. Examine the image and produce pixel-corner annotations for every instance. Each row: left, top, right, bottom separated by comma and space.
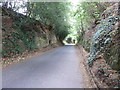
2, 45, 84, 88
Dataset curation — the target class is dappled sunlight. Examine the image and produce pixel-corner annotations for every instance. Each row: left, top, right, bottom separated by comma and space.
1, 1, 119, 88
63, 34, 78, 45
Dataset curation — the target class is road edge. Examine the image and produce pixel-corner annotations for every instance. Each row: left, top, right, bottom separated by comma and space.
2, 43, 62, 69
75, 45, 98, 88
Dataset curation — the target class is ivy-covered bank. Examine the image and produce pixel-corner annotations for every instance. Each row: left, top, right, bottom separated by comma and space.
77, 3, 119, 88
88, 15, 119, 70
1, 2, 71, 58
2, 7, 57, 58
87, 3, 120, 71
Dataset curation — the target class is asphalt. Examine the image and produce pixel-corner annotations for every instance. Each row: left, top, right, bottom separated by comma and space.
2, 45, 84, 88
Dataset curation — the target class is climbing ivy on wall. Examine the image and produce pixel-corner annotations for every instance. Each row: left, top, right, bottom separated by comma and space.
87, 16, 119, 70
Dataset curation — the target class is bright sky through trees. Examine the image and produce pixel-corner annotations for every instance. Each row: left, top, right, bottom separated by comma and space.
7, 0, 83, 44
66, 1, 80, 42
15, 1, 80, 43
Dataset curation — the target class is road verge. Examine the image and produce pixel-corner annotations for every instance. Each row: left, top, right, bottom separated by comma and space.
1, 43, 61, 69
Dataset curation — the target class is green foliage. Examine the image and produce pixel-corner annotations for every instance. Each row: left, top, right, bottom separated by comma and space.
104, 43, 119, 71
12, 16, 37, 50
74, 2, 107, 42
2, 2, 72, 57
29, 2, 71, 41
2, 7, 38, 57
75, 2, 102, 29
2, 31, 26, 57
87, 16, 119, 69
66, 37, 72, 44
74, 2, 120, 71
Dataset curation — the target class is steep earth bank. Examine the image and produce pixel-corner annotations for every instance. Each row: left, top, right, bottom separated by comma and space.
1, 7, 61, 68
78, 3, 120, 88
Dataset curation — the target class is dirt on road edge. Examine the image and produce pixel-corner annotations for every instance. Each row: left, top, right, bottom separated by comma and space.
2, 43, 61, 69
75, 45, 97, 88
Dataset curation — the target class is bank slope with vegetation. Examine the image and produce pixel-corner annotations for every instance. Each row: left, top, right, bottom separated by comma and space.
1, 2, 71, 67
75, 2, 120, 88
1, 1, 120, 88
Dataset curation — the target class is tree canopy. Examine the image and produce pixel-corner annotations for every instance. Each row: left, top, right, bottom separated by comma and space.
28, 2, 72, 41
1, 1, 115, 43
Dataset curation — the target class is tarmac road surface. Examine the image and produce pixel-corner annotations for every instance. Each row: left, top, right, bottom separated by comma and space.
2, 45, 84, 88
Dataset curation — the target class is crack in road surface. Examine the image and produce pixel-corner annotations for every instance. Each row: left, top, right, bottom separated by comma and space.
3, 45, 84, 88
